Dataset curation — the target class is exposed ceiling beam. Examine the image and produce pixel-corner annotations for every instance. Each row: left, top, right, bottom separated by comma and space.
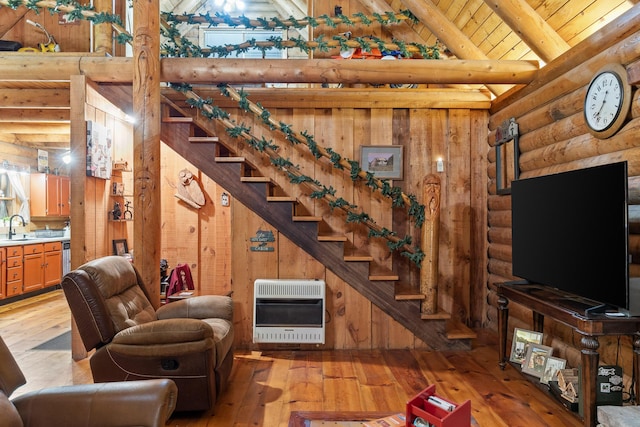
0, 55, 538, 84
0, 133, 69, 147
483, 0, 570, 63
397, 0, 512, 95
0, 89, 70, 108
0, 108, 70, 122
0, 123, 70, 134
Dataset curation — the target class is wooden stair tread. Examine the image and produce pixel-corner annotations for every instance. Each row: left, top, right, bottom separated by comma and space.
395, 282, 425, 300
267, 196, 297, 202
292, 216, 322, 222
240, 176, 272, 183
445, 320, 477, 340
216, 156, 246, 163
318, 234, 348, 242
420, 311, 452, 320
368, 265, 398, 281
162, 116, 193, 123
344, 254, 374, 262
189, 136, 219, 142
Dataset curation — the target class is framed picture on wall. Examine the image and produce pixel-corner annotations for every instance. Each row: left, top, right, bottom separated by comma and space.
522, 344, 553, 378
509, 328, 543, 365
541, 356, 566, 385
112, 239, 129, 256
360, 145, 403, 180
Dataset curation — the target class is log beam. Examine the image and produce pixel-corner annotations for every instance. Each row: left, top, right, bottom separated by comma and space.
483, 0, 570, 63
0, 55, 539, 85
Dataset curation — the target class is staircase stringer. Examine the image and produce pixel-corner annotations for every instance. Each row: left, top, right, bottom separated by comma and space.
161, 119, 472, 350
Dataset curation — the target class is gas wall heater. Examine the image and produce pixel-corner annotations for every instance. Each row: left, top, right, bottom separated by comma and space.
253, 279, 325, 344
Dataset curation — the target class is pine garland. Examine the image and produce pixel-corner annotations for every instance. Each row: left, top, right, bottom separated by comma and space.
170, 83, 425, 265
162, 10, 418, 30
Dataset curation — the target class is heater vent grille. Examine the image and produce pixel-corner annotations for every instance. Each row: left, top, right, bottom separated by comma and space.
253, 279, 325, 344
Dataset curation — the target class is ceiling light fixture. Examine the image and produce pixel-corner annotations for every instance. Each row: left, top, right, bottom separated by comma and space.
213, 0, 245, 13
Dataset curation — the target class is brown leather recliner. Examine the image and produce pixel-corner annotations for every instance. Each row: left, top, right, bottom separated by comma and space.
0, 334, 177, 427
61, 255, 234, 412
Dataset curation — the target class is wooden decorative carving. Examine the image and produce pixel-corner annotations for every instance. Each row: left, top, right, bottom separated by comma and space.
175, 168, 205, 209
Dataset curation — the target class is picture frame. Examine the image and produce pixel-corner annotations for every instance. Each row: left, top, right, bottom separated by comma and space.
509, 328, 543, 365
522, 344, 553, 378
495, 117, 520, 195
112, 239, 129, 256
541, 356, 566, 385
360, 145, 404, 180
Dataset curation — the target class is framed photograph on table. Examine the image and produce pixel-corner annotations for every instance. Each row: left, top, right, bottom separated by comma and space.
112, 239, 129, 256
509, 328, 543, 365
360, 145, 403, 180
541, 356, 566, 385
522, 344, 553, 378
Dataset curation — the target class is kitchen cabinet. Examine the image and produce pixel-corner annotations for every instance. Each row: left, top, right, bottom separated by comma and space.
43, 241, 62, 287
23, 243, 44, 293
30, 173, 70, 217
6, 246, 23, 297
0, 248, 5, 300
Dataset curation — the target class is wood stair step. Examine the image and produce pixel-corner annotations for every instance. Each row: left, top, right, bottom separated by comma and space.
420, 311, 452, 320
395, 282, 425, 300
240, 176, 272, 183
162, 116, 193, 123
368, 265, 398, 281
216, 156, 246, 163
267, 196, 297, 202
344, 254, 374, 262
292, 216, 322, 222
445, 320, 477, 340
318, 234, 348, 242
189, 136, 219, 142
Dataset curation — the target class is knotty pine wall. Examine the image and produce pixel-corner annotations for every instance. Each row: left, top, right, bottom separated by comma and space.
199, 101, 490, 349
487, 10, 640, 388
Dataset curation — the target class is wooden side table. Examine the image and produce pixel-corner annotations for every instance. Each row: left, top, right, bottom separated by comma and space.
496, 282, 640, 427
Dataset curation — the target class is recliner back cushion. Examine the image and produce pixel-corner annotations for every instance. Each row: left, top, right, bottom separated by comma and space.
80, 256, 157, 332
0, 393, 23, 427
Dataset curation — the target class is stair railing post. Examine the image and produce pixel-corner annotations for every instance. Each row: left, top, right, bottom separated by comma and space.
420, 174, 441, 315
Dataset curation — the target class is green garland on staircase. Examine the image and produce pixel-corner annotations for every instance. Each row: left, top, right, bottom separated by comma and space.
169, 82, 425, 266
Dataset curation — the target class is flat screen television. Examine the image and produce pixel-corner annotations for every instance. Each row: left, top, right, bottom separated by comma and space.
511, 161, 637, 316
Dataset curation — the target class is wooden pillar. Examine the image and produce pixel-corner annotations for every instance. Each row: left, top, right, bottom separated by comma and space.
93, 0, 113, 54
69, 74, 88, 361
420, 174, 441, 315
132, 0, 161, 307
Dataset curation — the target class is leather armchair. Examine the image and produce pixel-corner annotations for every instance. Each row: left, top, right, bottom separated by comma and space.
0, 334, 177, 427
61, 256, 234, 412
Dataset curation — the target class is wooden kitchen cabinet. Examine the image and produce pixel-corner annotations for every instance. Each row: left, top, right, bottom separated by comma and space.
0, 248, 5, 300
6, 246, 23, 297
44, 241, 62, 287
30, 173, 70, 217
23, 243, 44, 293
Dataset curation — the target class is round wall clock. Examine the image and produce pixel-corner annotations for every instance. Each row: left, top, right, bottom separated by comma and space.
583, 63, 632, 139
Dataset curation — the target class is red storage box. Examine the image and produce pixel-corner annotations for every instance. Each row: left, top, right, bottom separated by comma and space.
406, 385, 471, 427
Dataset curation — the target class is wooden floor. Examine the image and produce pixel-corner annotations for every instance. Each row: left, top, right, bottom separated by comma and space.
0, 290, 583, 427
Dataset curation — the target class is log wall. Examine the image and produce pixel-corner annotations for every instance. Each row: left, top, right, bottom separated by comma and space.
487, 8, 640, 392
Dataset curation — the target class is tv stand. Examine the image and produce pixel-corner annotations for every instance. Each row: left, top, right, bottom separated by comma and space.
496, 282, 640, 427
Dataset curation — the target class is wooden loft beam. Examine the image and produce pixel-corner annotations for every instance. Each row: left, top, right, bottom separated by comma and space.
397, 0, 513, 96
0, 109, 70, 122
483, 0, 570, 63
0, 55, 538, 85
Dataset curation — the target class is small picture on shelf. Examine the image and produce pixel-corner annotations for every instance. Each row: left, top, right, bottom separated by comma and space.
522, 343, 553, 378
112, 182, 125, 196
509, 328, 543, 365
541, 356, 566, 385
112, 239, 129, 256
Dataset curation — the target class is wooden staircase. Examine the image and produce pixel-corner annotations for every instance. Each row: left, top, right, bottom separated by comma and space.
160, 104, 475, 351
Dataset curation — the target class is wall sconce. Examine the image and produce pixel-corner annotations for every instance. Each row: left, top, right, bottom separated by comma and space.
436, 157, 444, 173
62, 151, 71, 164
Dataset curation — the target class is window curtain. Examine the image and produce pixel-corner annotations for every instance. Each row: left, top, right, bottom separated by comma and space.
7, 171, 29, 223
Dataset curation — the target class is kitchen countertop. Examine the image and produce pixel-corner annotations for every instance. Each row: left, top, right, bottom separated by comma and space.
0, 237, 67, 247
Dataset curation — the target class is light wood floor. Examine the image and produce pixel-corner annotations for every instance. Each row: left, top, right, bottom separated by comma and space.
0, 290, 583, 427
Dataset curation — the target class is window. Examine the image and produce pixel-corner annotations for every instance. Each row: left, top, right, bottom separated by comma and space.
200, 29, 286, 59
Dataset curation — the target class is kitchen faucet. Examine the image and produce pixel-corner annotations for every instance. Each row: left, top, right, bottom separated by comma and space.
8, 214, 25, 240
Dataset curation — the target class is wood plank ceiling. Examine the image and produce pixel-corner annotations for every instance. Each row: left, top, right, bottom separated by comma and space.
0, 0, 637, 147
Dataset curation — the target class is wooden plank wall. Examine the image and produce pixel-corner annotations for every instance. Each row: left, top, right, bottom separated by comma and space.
212, 103, 489, 349
487, 10, 640, 390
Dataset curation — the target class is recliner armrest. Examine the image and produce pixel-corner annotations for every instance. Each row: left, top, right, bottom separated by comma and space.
12, 379, 177, 427
157, 295, 233, 321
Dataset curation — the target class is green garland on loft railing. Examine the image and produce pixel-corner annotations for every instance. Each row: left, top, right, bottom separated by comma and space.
169, 83, 424, 265
161, 29, 440, 59
162, 10, 418, 31
0, 0, 132, 44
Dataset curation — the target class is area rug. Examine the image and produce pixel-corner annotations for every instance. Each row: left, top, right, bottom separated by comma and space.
32, 331, 71, 350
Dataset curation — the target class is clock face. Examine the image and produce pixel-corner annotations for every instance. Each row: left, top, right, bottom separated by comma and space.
584, 71, 624, 132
